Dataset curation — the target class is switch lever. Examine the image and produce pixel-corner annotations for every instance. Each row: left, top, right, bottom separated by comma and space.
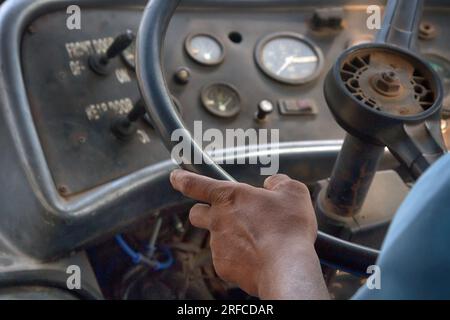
89, 30, 135, 75
111, 100, 146, 140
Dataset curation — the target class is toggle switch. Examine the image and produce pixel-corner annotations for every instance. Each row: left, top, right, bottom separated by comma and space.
89, 30, 135, 75
111, 99, 146, 140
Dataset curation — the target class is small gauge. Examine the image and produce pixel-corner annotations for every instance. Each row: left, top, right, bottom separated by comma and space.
185, 34, 225, 66
255, 32, 324, 85
121, 38, 136, 70
201, 83, 241, 118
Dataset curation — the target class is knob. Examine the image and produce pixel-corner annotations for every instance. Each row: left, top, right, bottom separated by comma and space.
89, 30, 135, 75
255, 100, 274, 121
174, 67, 191, 85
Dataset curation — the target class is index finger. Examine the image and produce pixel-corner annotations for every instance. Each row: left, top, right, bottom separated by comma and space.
170, 169, 231, 203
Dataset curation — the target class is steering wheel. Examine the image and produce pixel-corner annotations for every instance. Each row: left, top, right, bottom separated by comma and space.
136, 0, 445, 275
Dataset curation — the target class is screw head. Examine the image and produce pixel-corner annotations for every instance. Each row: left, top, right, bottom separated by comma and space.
382, 71, 399, 83
371, 71, 402, 97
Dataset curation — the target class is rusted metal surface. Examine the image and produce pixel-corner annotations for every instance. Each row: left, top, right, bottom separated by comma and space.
371, 71, 402, 97
324, 134, 384, 217
419, 21, 437, 40
340, 48, 437, 116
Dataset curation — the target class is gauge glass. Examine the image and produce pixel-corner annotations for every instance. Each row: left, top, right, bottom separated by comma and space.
186, 34, 224, 66
256, 33, 323, 84
201, 83, 241, 118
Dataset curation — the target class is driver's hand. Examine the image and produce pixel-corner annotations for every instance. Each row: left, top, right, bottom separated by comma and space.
170, 169, 329, 299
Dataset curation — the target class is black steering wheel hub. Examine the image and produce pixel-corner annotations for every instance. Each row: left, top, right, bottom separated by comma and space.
339, 45, 437, 117
324, 44, 444, 154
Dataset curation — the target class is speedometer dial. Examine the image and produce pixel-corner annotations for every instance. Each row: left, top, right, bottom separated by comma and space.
255, 32, 324, 85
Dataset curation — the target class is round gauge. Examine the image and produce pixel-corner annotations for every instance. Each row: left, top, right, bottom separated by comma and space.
201, 83, 241, 118
424, 53, 450, 113
121, 38, 136, 70
185, 34, 225, 66
255, 32, 324, 85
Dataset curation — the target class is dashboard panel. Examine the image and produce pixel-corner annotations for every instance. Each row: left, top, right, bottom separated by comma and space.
21, 2, 450, 195
0, 0, 447, 298
22, 9, 162, 195
0, 0, 445, 260
21, 3, 382, 195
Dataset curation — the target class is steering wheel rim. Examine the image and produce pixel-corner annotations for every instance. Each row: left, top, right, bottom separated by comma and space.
136, 0, 233, 181
136, 0, 380, 275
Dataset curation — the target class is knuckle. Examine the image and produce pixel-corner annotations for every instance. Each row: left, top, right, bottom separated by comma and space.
264, 174, 291, 190
189, 204, 211, 228
293, 181, 309, 194
188, 206, 200, 221
210, 183, 238, 204
265, 174, 288, 184
272, 173, 290, 180
279, 179, 309, 194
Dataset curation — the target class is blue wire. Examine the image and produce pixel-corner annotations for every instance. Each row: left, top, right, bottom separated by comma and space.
115, 234, 174, 271
115, 234, 142, 264
117, 234, 365, 276
153, 245, 174, 271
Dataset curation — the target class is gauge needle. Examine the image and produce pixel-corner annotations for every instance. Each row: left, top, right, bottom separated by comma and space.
276, 55, 318, 75
277, 56, 294, 75
291, 56, 318, 64
219, 97, 232, 111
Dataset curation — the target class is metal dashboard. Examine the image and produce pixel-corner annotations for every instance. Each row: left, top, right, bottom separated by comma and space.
0, 0, 448, 259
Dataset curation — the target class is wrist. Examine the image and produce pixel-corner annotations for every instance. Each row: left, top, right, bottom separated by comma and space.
257, 241, 328, 300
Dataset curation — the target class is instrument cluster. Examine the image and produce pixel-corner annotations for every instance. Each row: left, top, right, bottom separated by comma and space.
123, 28, 328, 119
